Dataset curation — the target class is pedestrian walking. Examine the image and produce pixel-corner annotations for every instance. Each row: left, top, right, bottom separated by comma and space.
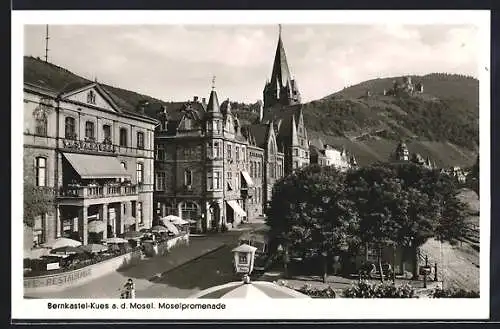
121, 278, 136, 299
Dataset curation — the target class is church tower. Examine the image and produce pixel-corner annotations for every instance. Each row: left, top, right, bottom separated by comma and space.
263, 25, 301, 109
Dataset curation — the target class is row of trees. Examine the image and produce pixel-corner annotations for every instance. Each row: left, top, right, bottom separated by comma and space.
266, 162, 469, 282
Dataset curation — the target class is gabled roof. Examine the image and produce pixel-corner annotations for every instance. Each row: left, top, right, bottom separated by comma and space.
23, 56, 159, 122
243, 123, 270, 149
262, 104, 302, 145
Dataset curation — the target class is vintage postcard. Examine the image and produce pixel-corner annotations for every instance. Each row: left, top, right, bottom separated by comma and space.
12, 10, 490, 320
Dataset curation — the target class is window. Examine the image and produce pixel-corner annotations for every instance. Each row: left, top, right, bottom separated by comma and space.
103, 125, 111, 141
137, 202, 143, 225
33, 214, 46, 245
235, 146, 240, 162
300, 139, 304, 146
207, 171, 221, 191
137, 131, 145, 149
65, 117, 76, 139
155, 172, 166, 191
216, 120, 221, 134
181, 202, 199, 221
214, 172, 221, 190
136, 162, 144, 184
121, 162, 127, 170
35, 157, 47, 187
34, 111, 47, 136
87, 90, 96, 104
119, 128, 128, 147
257, 162, 261, 178
85, 121, 95, 139
155, 145, 165, 160
207, 141, 221, 159
184, 169, 192, 186
238, 253, 248, 264
250, 162, 254, 178
214, 141, 220, 158
227, 144, 232, 160
294, 149, 299, 156
294, 161, 299, 168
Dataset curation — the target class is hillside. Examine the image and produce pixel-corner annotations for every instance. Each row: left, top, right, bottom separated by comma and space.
24, 57, 478, 167
298, 74, 479, 166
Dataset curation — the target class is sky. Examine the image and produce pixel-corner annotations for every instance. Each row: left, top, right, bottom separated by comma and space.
24, 24, 480, 103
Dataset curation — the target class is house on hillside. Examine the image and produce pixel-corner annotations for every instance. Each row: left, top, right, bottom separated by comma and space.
309, 138, 357, 171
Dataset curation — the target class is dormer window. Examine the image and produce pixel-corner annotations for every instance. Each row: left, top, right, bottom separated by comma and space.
87, 90, 96, 105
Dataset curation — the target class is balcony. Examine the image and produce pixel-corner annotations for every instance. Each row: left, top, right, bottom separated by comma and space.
61, 137, 115, 153
58, 184, 138, 199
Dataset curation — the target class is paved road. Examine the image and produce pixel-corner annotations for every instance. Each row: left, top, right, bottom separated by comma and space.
26, 223, 264, 299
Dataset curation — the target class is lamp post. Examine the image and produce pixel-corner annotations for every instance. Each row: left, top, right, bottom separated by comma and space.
232, 243, 258, 282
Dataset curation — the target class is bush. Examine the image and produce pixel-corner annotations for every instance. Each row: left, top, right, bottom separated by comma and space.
295, 284, 337, 298
430, 288, 479, 298
342, 280, 416, 298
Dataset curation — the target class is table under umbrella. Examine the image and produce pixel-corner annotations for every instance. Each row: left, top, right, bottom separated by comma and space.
151, 225, 168, 233
41, 237, 82, 249
79, 244, 108, 253
50, 245, 85, 255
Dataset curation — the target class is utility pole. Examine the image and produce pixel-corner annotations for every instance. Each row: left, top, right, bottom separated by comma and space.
44, 25, 50, 63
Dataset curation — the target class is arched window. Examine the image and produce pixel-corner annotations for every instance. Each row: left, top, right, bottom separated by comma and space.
85, 121, 95, 139
181, 202, 199, 221
119, 128, 128, 147
35, 157, 47, 187
65, 117, 76, 139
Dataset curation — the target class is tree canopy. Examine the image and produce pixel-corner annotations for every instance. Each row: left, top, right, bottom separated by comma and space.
266, 162, 469, 261
23, 181, 54, 227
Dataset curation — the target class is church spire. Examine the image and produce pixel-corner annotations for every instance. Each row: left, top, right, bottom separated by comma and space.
263, 24, 301, 109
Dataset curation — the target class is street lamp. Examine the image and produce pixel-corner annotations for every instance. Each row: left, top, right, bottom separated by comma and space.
232, 243, 258, 282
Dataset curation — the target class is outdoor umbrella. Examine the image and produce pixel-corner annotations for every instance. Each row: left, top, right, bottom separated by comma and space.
123, 216, 137, 226
161, 215, 189, 226
79, 244, 108, 253
189, 281, 311, 299
50, 246, 85, 255
104, 237, 129, 244
151, 225, 168, 233
41, 237, 82, 249
88, 220, 106, 233
161, 221, 180, 235
123, 231, 144, 239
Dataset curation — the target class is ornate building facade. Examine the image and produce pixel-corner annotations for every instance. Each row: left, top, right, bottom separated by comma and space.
23, 72, 157, 249
150, 87, 285, 232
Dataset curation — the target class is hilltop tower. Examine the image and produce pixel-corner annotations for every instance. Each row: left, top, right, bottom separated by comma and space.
263, 25, 301, 109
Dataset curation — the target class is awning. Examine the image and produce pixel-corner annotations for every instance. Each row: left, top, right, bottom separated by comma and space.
240, 171, 254, 187
226, 200, 247, 217
63, 153, 130, 179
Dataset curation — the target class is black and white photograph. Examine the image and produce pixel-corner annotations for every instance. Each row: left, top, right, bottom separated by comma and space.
12, 10, 490, 320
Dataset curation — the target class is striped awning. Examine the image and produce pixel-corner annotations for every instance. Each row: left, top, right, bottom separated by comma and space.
190, 281, 310, 299
226, 200, 247, 217
63, 153, 130, 179
240, 171, 254, 187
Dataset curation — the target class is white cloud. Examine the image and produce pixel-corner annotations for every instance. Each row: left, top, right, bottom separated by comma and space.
24, 24, 480, 103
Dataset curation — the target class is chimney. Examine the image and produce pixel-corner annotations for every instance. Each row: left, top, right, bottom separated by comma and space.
193, 96, 199, 102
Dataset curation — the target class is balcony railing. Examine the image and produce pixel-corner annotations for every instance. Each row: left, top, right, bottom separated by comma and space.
58, 184, 138, 199
61, 137, 115, 153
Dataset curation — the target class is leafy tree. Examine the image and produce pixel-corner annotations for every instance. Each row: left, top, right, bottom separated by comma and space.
266, 165, 359, 280
23, 180, 54, 227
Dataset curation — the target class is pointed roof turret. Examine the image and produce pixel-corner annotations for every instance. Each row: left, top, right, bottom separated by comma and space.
270, 24, 292, 88
206, 76, 220, 113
